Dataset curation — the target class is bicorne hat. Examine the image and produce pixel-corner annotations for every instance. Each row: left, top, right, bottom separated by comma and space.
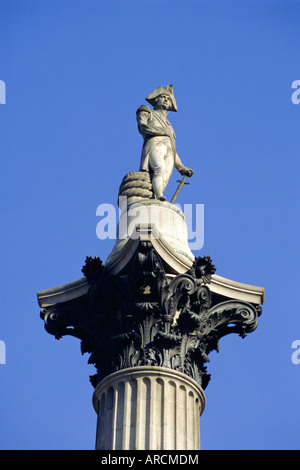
145, 84, 177, 112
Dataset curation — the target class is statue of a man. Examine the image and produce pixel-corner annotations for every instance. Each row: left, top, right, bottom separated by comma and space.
136, 85, 194, 201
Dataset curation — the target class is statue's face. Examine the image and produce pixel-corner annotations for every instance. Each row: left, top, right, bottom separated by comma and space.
155, 94, 172, 110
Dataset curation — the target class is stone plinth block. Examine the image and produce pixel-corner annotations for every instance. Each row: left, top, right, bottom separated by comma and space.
93, 366, 205, 451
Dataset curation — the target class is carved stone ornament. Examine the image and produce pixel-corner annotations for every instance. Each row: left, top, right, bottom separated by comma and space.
40, 242, 262, 390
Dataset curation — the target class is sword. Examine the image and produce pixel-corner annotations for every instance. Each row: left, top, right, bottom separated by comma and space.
170, 175, 190, 203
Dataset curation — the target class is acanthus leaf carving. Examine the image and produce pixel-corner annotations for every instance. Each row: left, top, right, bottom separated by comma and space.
40, 243, 262, 390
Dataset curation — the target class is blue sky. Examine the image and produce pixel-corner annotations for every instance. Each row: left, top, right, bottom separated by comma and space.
1, 0, 300, 450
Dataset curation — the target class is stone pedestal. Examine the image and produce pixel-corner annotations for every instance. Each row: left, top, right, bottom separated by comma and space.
93, 366, 205, 450
105, 200, 195, 275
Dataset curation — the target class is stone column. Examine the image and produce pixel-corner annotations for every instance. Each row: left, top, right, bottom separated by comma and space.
93, 366, 205, 451
39, 212, 264, 451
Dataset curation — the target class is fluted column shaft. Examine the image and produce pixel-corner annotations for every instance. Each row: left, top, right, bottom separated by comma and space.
93, 366, 205, 451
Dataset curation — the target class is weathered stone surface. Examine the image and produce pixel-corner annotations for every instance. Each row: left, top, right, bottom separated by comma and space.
93, 366, 205, 450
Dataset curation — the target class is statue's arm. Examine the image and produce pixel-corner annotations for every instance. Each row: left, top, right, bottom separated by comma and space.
175, 152, 194, 177
174, 152, 184, 171
137, 108, 172, 137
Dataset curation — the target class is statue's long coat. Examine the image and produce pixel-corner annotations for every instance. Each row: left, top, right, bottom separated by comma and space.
136, 105, 184, 191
